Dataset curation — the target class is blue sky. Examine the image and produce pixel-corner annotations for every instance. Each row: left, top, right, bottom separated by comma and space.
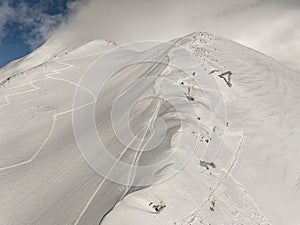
0, 0, 76, 68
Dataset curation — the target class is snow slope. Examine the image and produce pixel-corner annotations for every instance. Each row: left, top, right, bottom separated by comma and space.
0, 32, 299, 225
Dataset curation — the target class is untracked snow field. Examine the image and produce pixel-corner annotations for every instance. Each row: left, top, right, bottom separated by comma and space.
0, 32, 300, 225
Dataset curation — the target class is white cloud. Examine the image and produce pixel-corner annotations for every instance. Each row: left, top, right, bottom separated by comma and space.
52, 0, 300, 71
223, 3, 300, 72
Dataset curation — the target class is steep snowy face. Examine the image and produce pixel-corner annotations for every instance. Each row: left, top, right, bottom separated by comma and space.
0, 32, 300, 225
103, 33, 300, 225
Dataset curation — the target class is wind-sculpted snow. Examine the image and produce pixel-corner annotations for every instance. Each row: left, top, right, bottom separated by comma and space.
103, 33, 300, 225
0, 32, 299, 225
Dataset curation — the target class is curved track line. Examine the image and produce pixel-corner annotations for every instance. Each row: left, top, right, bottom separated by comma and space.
73, 115, 161, 225
0, 52, 109, 171
180, 133, 245, 224
122, 99, 163, 199
0, 101, 95, 172
0, 49, 114, 108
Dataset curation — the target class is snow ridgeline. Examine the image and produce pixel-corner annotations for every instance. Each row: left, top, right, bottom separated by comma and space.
0, 32, 300, 225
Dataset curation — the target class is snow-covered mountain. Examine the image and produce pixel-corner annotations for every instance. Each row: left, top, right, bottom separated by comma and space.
0, 32, 299, 225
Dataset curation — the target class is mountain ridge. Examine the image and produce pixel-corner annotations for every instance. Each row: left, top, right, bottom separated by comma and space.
0, 32, 299, 225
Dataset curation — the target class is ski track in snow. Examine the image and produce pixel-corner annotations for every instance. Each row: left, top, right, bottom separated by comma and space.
75, 96, 166, 225
0, 52, 106, 171
182, 133, 246, 224
74, 124, 153, 225
122, 99, 163, 198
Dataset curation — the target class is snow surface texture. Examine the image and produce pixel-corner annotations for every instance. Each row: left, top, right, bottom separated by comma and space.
0, 32, 299, 225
